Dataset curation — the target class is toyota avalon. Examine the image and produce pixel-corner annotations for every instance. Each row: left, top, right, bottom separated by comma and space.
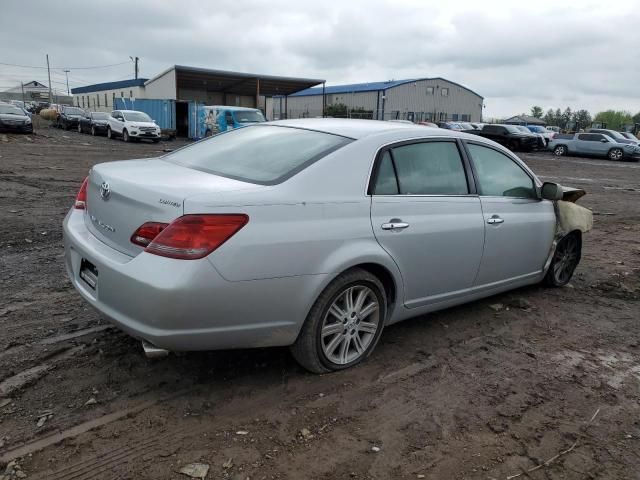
63, 119, 589, 373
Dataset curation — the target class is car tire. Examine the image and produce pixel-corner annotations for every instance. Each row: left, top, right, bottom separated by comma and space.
553, 145, 567, 156
91, 125, 96, 136
290, 268, 387, 374
123, 129, 130, 143
544, 232, 581, 287
608, 148, 623, 161
508, 140, 518, 151
107, 127, 113, 139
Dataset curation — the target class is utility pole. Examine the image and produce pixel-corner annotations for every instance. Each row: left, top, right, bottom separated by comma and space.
21, 82, 25, 104
46, 54, 53, 104
63, 69, 70, 95
130, 56, 139, 79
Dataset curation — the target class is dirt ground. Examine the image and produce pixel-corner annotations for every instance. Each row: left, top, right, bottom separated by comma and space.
0, 123, 639, 480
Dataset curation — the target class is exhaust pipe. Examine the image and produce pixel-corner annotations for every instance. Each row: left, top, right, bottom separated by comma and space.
141, 340, 169, 359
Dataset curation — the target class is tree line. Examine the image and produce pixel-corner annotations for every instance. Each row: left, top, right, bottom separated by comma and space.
529, 106, 640, 131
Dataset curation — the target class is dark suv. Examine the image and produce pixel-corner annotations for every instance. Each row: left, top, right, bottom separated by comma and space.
471, 124, 539, 151
57, 106, 85, 130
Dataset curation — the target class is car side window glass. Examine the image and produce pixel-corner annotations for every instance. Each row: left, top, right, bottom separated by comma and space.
389, 142, 468, 195
373, 151, 399, 195
467, 144, 537, 199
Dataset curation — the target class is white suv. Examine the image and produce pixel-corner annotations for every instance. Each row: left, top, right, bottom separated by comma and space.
107, 110, 161, 143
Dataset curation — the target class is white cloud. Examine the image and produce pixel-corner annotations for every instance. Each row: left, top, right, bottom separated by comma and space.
1, 0, 639, 117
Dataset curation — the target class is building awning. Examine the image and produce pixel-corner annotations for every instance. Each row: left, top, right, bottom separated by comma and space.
169, 65, 324, 97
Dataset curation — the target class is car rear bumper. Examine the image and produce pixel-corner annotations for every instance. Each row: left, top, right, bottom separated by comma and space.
63, 209, 323, 351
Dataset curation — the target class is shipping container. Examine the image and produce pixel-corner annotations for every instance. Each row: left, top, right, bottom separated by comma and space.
114, 98, 177, 133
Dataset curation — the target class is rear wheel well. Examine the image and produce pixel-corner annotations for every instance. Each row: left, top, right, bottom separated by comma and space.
349, 263, 397, 312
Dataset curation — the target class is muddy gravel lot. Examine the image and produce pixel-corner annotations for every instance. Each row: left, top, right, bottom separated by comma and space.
0, 124, 639, 480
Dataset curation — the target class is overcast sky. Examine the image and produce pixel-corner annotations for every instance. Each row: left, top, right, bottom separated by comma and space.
1, 0, 638, 118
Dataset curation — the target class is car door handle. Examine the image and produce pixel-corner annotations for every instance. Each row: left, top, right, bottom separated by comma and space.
486, 215, 504, 225
381, 222, 410, 231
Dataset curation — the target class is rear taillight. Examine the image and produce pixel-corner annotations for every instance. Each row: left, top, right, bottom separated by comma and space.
134, 214, 249, 260
74, 177, 89, 209
130, 222, 169, 247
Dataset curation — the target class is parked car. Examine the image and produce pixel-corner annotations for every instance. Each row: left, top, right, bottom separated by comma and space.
63, 119, 588, 373
417, 121, 438, 128
438, 122, 461, 130
107, 110, 161, 143
526, 125, 554, 146
546, 126, 560, 133
471, 124, 538, 151
78, 111, 110, 136
549, 132, 640, 161
201, 106, 266, 137
620, 132, 639, 141
0, 104, 33, 133
57, 106, 86, 130
586, 128, 639, 145
514, 126, 546, 149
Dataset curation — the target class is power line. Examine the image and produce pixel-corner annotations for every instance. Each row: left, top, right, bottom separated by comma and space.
0, 60, 132, 71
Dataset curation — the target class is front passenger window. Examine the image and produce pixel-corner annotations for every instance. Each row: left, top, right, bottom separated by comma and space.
467, 144, 537, 198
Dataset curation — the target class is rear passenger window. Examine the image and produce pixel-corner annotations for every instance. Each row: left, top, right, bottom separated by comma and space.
373, 151, 399, 195
372, 141, 469, 195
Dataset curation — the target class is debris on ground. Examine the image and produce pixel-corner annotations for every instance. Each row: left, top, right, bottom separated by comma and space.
506, 298, 531, 310
299, 428, 313, 440
488, 303, 504, 312
178, 463, 210, 479
371, 446, 381, 452
222, 458, 234, 469
84, 397, 97, 406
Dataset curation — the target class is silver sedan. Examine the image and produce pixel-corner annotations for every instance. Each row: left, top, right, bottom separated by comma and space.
63, 119, 584, 373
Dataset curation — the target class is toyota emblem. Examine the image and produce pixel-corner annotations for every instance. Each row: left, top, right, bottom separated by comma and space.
99, 182, 111, 200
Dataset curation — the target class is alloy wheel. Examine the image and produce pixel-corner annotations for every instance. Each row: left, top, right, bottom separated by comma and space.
609, 149, 623, 161
552, 235, 579, 284
320, 285, 380, 365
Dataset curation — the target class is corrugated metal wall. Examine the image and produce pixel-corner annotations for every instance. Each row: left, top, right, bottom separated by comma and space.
114, 98, 176, 130
384, 79, 483, 122
269, 78, 483, 122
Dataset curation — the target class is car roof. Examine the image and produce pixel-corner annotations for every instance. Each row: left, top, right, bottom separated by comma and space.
268, 118, 452, 140
204, 106, 260, 111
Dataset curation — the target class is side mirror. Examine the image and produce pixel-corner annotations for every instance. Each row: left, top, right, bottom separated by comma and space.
600, 138, 608, 143
541, 182, 563, 201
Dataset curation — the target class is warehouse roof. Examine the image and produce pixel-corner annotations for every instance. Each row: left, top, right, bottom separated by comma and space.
71, 78, 148, 94
146, 65, 325, 97
504, 115, 546, 126
289, 77, 484, 99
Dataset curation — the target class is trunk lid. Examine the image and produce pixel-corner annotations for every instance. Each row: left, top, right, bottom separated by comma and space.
85, 158, 257, 256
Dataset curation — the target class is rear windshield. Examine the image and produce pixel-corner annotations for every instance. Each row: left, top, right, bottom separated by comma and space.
164, 125, 353, 185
